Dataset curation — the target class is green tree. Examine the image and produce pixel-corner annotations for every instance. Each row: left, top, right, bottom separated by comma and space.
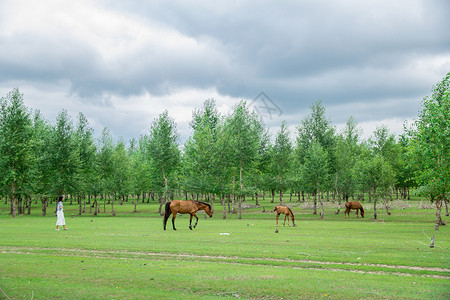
30, 110, 53, 216
303, 140, 330, 218
148, 110, 180, 213
253, 126, 271, 206
272, 120, 292, 204
406, 72, 450, 230
354, 154, 395, 219
183, 99, 220, 201
226, 101, 262, 219
129, 135, 152, 209
0, 88, 34, 217
368, 125, 399, 215
74, 113, 97, 215
95, 127, 114, 215
333, 116, 361, 213
111, 138, 131, 214
50, 110, 79, 199
296, 100, 335, 165
296, 100, 335, 211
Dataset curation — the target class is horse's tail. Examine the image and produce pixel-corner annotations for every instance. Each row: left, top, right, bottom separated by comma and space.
163, 201, 172, 230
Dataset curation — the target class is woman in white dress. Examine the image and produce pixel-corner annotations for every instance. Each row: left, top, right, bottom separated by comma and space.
56, 196, 68, 230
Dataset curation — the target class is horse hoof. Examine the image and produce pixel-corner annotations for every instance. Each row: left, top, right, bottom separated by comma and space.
189, 226, 193, 230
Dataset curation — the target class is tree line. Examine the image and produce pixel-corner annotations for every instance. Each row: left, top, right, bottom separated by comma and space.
1, 73, 448, 229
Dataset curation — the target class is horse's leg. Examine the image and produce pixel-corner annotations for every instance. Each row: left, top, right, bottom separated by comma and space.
192, 213, 199, 228
356, 209, 359, 218
283, 214, 287, 226
276, 213, 280, 226
189, 214, 193, 230
172, 212, 177, 230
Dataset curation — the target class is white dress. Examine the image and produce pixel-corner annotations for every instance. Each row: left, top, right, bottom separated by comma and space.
56, 202, 65, 226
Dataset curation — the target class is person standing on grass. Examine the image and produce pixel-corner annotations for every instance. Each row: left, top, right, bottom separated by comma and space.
55, 196, 68, 231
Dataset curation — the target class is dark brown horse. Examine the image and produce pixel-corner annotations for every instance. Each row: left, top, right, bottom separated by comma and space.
344, 201, 365, 218
274, 206, 296, 227
163, 200, 213, 230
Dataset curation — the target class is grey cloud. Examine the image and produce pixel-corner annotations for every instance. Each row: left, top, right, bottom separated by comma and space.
1, 0, 449, 142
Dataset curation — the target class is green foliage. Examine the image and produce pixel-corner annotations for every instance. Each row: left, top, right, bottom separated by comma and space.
50, 110, 79, 196
302, 140, 330, 195
296, 100, 335, 165
333, 116, 361, 200
0, 88, 34, 216
183, 99, 221, 195
406, 72, 450, 201
148, 110, 180, 203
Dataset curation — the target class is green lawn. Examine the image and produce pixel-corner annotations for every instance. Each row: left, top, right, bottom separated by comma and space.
0, 198, 448, 299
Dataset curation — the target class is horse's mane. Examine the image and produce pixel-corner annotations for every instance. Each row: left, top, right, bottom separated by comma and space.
196, 201, 211, 209
287, 207, 294, 216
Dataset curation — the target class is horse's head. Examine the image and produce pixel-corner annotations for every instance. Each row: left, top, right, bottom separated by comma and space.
360, 209, 365, 218
204, 204, 213, 218
273, 206, 278, 211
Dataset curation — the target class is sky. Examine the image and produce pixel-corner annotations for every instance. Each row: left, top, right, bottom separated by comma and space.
1, 0, 449, 144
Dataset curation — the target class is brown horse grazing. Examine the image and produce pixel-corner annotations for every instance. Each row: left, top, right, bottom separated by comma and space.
344, 201, 365, 218
274, 206, 296, 227
163, 200, 213, 230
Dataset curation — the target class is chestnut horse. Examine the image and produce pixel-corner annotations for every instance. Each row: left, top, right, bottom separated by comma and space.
163, 200, 213, 230
344, 201, 365, 218
274, 206, 296, 227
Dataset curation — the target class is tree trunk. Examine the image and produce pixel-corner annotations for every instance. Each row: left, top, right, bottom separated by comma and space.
78, 195, 82, 216
158, 194, 164, 215
255, 174, 259, 206
319, 192, 324, 219
231, 176, 236, 213
434, 198, 445, 230
94, 195, 98, 216
238, 196, 242, 220
42, 198, 48, 216
220, 195, 226, 219
444, 198, 449, 217
111, 195, 115, 216
239, 162, 243, 220
384, 196, 391, 215
373, 188, 377, 220
10, 183, 16, 217
313, 193, 317, 215
335, 193, 341, 214
279, 175, 283, 205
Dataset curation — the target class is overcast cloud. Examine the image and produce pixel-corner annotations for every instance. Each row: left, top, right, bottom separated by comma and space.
1, 0, 449, 143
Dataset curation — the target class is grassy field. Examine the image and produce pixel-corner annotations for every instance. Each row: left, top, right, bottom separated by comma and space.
0, 197, 449, 299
